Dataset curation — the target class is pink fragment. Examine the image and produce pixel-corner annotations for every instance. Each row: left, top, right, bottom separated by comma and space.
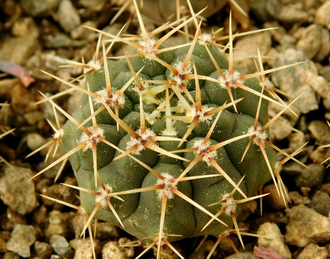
0, 59, 35, 87
253, 246, 286, 259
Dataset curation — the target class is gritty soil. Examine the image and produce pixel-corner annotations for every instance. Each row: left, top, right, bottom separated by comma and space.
1, 0, 330, 259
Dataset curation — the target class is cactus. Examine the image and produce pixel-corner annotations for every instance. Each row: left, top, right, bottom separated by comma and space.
34, 1, 304, 258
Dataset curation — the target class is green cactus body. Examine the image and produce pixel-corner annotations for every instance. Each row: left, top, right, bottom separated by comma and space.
60, 34, 278, 244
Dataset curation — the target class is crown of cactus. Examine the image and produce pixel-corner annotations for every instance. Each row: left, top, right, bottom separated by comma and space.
34, 2, 298, 257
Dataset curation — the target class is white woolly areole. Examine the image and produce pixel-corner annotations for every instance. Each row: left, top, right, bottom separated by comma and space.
95, 89, 125, 107
198, 33, 213, 45
95, 184, 112, 207
53, 129, 64, 140
161, 127, 178, 137
195, 106, 214, 123
192, 139, 217, 166
126, 128, 156, 154
247, 125, 268, 146
221, 193, 237, 216
79, 126, 104, 151
156, 173, 176, 200
138, 38, 158, 57
86, 59, 101, 71
218, 70, 243, 89
170, 61, 192, 89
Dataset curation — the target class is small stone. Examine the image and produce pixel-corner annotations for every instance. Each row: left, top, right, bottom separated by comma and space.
296, 24, 322, 59
2, 252, 20, 259
297, 244, 328, 259
24, 111, 45, 125
57, 0, 81, 33
308, 120, 330, 144
288, 191, 310, 206
45, 210, 72, 238
223, 252, 259, 259
294, 163, 325, 188
315, 1, 330, 30
49, 234, 73, 258
26, 133, 47, 151
71, 21, 97, 40
263, 184, 288, 210
271, 49, 319, 114
0, 231, 11, 253
285, 204, 330, 247
12, 17, 39, 38
0, 165, 39, 215
74, 239, 102, 259
33, 241, 53, 259
257, 222, 291, 259
265, 0, 308, 23
6, 224, 36, 257
0, 35, 40, 65
315, 28, 330, 62
21, 0, 60, 17
94, 222, 120, 240
234, 32, 272, 74
102, 238, 135, 259
310, 191, 330, 217
306, 72, 330, 100
79, 0, 106, 12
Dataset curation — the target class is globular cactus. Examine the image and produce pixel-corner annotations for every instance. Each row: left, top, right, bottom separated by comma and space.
38, 2, 286, 257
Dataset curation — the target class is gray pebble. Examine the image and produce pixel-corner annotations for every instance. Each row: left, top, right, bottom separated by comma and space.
296, 244, 328, 259
0, 165, 39, 215
266, 0, 308, 23
294, 163, 325, 188
296, 24, 322, 59
57, 0, 81, 33
315, 27, 330, 62
21, 0, 60, 17
285, 204, 330, 247
306, 71, 330, 100
6, 224, 36, 257
310, 191, 330, 217
315, 1, 330, 30
271, 49, 319, 114
49, 234, 73, 258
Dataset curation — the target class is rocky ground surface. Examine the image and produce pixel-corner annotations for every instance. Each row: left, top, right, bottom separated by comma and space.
1, 0, 330, 258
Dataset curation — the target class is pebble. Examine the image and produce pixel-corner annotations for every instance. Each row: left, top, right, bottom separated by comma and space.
294, 163, 325, 188
79, 0, 106, 11
315, 1, 330, 30
26, 133, 47, 151
11, 17, 39, 38
223, 252, 259, 259
285, 204, 330, 247
0, 35, 40, 65
265, 0, 308, 24
271, 49, 319, 114
0, 208, 27, 231
94, 222, 120, 240
33, 241, 53, 259
57, 0, 81, 33
71, 21, 98, 40
296, 24, 323, 60
0, 231, 11, 253
306, 71, 330, 100
102, 238, 134, 259
257, 222, 291, 259
74, 239, 102, 259
263, 184, 288, 210
0, 165, 39, 215
20, 0, 60, 17
49, 234, 73, 258
310, 191, 330, 217
6, 224, 36, 257
45, 210, 72, 238
288, 191, 310, 206
308, 120, 330, 144
315, 27, 330, 62
233, 31, 272, 74
296, 244, 328, 259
